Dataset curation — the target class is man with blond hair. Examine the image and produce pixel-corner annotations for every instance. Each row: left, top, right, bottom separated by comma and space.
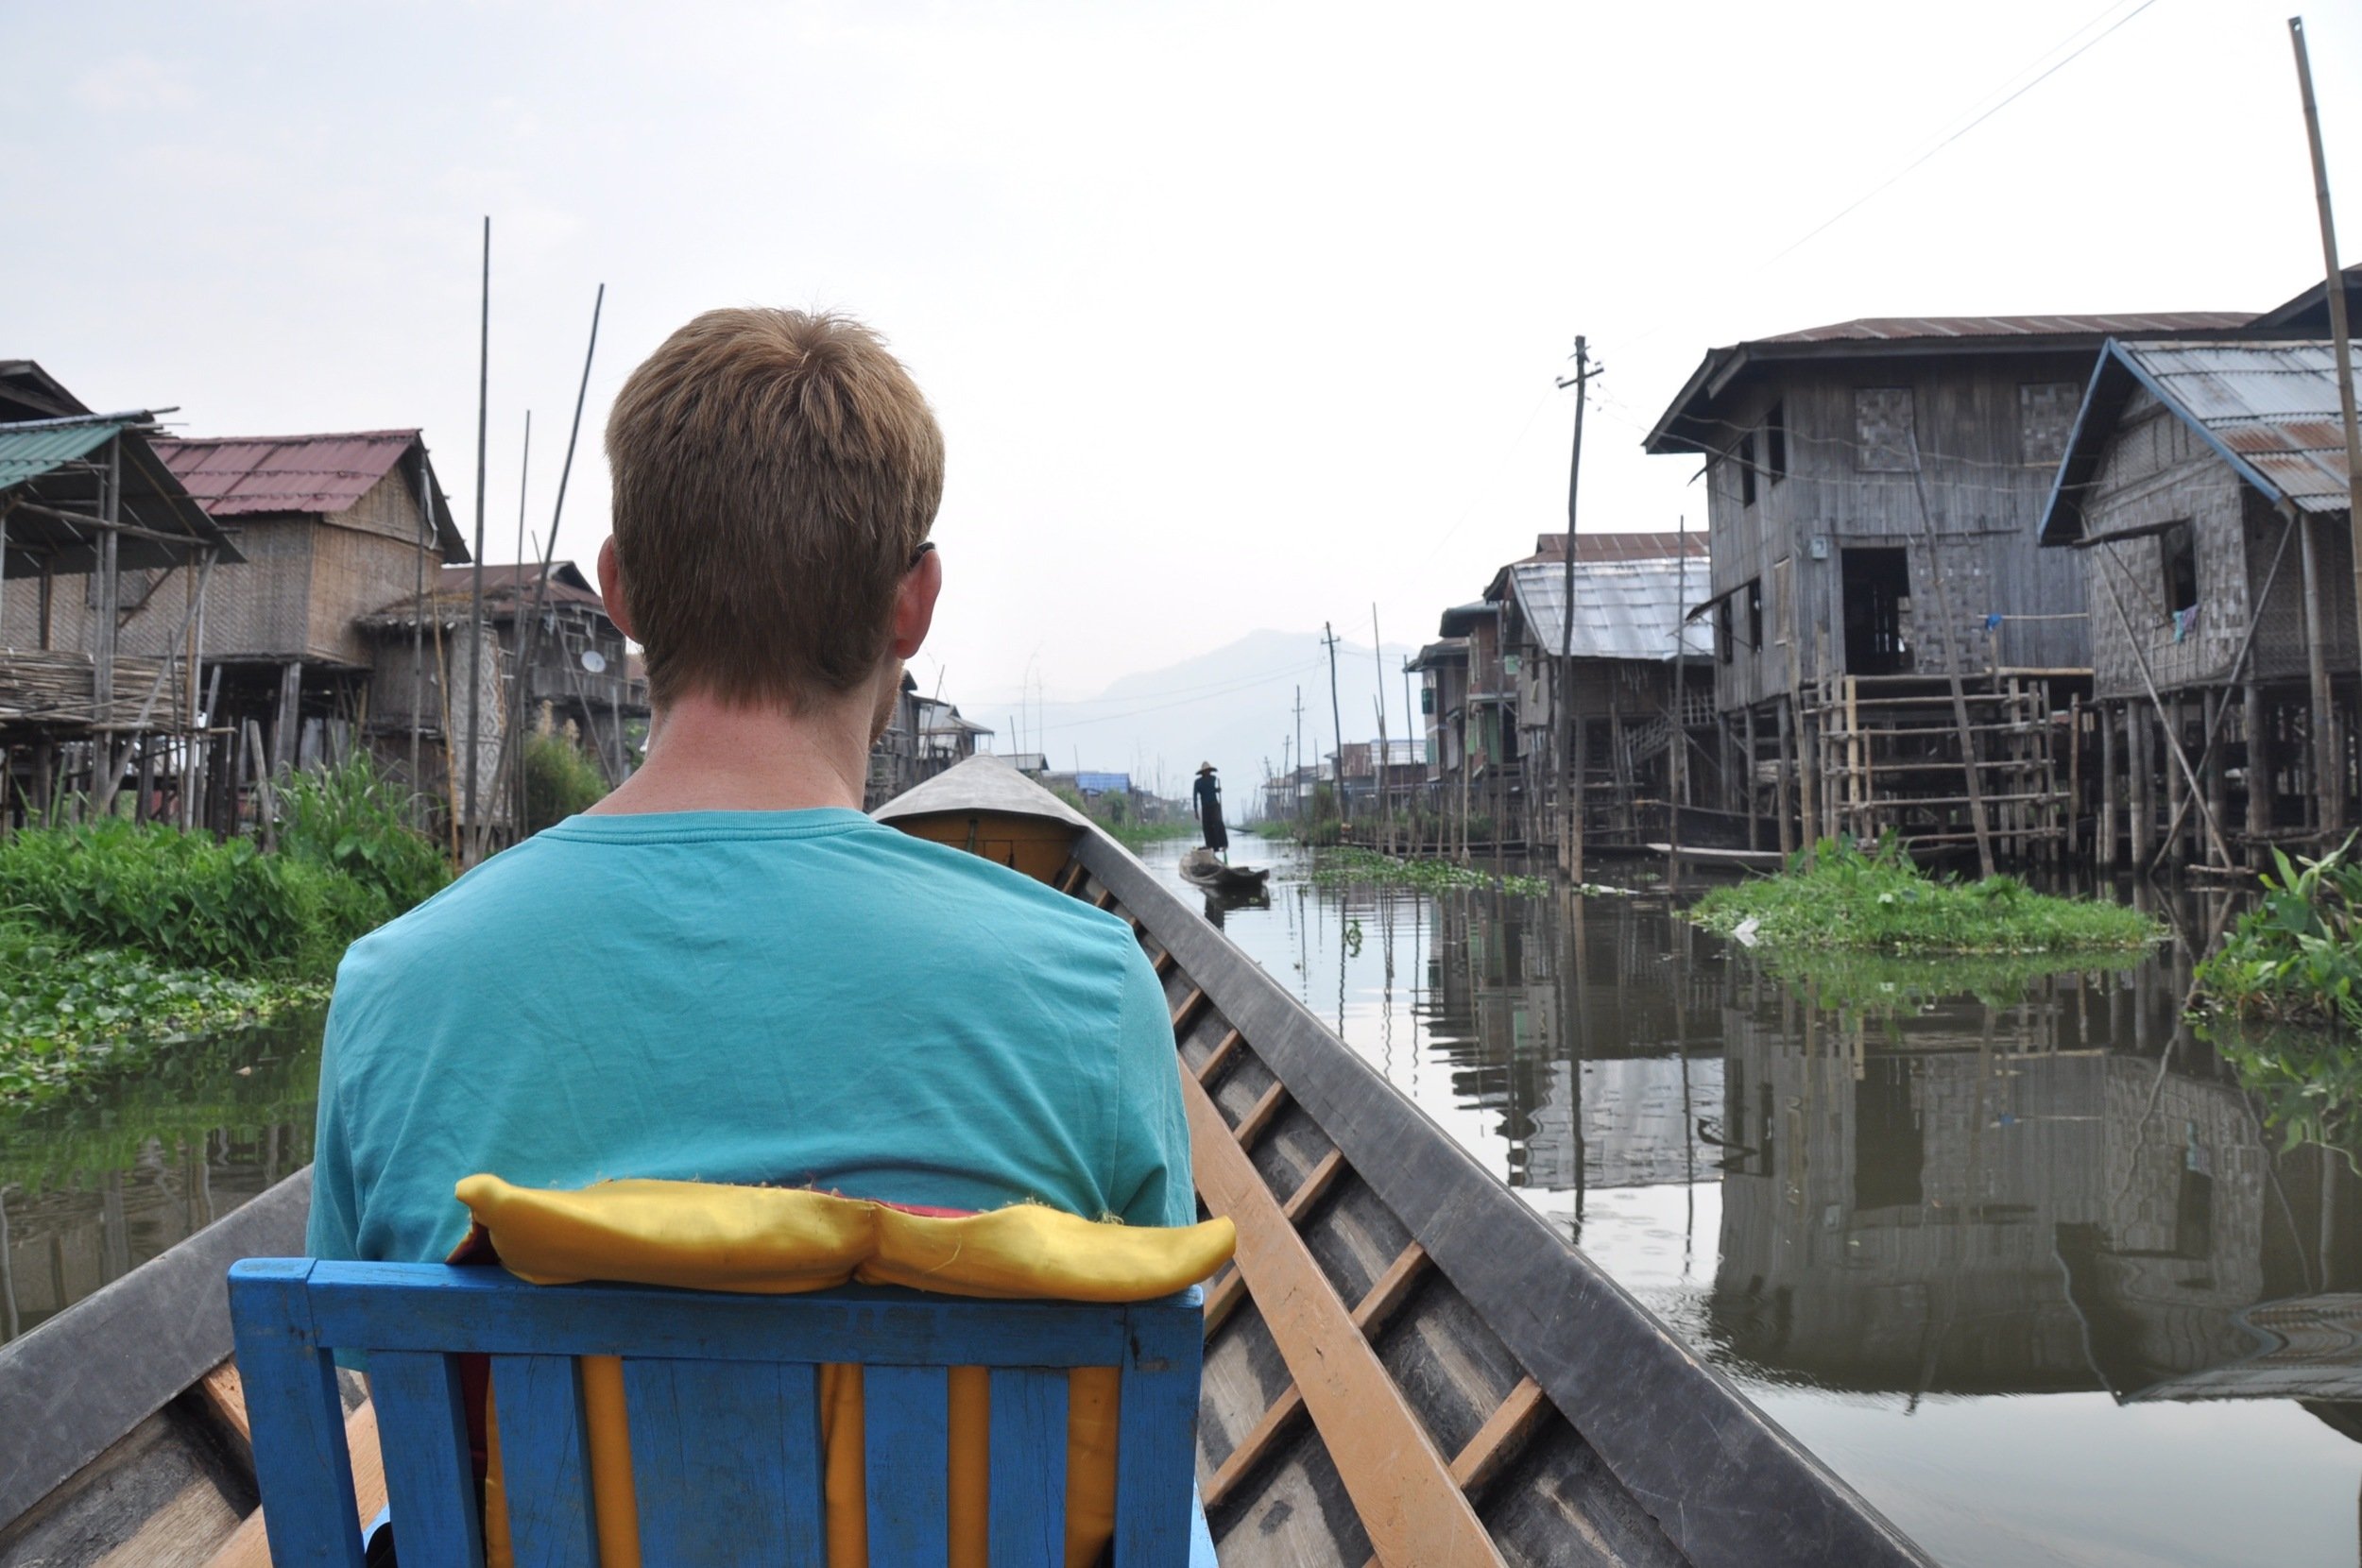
307, 309, 1192, 1276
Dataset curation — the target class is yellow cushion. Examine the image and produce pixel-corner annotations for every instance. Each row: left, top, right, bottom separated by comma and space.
454, 1177, 1233, 1568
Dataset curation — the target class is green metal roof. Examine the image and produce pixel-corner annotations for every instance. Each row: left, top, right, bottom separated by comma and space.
0, 418, 122, 493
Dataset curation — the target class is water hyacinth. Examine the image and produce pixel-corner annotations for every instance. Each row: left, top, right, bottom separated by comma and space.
1686, 837, 2161, 956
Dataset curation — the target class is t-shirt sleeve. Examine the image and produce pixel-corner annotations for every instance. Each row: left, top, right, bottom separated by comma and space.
304, 990, 363, 1262
1108, 943, 1196, 1230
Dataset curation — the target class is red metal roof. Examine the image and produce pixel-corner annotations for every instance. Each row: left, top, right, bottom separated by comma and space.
1762, 313, 2250, 345
153, 430, 421, 517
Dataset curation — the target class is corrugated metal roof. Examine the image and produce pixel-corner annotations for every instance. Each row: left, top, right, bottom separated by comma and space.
0, 418, 119, 490
1510, 554, 1714, 662
1764, 313, 2251, 345
2116, 340, 2355, 514
1530, 531, 1709, 562
155, 430, 419, 516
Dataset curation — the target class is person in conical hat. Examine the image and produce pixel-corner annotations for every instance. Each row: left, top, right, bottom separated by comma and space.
1192, 762, 1228, 859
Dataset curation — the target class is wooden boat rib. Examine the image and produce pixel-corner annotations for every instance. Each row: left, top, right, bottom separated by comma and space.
0, 756, 1933, 1566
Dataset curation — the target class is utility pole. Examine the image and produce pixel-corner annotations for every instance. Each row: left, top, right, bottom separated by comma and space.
2291, 14, 2362, 794
1555, 336, 1593, 884
465, 216, 489, 864
1292, 685, 1305, 823
1322, 622, 1347, 827
1372, 605, 1393, 853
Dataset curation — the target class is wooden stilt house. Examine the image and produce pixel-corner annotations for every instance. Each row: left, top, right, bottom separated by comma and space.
0, 397, 239, 827
1645, 311, 2251, 863
2038, 337, 2360, 868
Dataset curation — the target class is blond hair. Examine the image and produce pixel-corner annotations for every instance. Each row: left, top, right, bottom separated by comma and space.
605, 309, 944, 710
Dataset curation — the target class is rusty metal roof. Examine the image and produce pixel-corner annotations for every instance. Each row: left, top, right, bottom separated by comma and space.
2041, 339, 2359, 544
1763, 313, 2249, 344
1529, 530, 1709, 562
1508, 553, 1714, 662
361, 561, 607, 630
154, 429, 468, 560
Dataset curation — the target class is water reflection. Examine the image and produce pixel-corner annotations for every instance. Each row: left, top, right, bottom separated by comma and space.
1153, 834, 2361, 1567
0, 1009, 322, 1345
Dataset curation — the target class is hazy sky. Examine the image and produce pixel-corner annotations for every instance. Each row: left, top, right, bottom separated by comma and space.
7, 1, 2358, 740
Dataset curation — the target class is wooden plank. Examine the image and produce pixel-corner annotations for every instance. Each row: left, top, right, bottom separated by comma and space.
1448, 1376, 1551, 1495
1233, 1082, 1290, 1150
1154, 947, 1178, 977
1354, 1381, 1573, 1568
222, 1259, 367, 1568
1201, 1266, 1248, 1338
1057, 860, 1089, 895
306, 1265, 1133, 1366
198, 1362, 250, 1445
1111, 1298, 1203, 1565
988, 1369, 1069, 1568
863, 1366, 950, 1563
1281, 1148, 1348, 1224
1092, 887, 1118, 911
1169, 985, 1207, 1033
1179, 1070, 1502, 1567
625, 1358, 820, 1568
203, 1401, 386, 1568
368, 1352, 486, 1568
1350, 1243, 1431, 1338
1194, 1028, 1245, 1085
489, 1355, 597, 1568
1200, 1386, 1306, 1512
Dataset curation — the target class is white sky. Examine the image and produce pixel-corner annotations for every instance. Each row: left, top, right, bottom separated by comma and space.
7, 0, 2359, 735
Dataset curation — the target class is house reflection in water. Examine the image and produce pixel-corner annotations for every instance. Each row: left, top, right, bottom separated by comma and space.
1410, 886, 2359, 1410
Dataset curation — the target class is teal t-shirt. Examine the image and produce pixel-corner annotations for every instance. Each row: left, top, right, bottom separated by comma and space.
305, 809, 1194, 1267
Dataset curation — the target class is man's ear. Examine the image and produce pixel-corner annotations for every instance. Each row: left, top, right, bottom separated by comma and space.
890, 544, 942, 660
597, 537, 636, 641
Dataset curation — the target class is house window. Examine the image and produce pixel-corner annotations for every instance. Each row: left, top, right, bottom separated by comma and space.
2161, 521, 2199, 619
1745, 578, 1763, 649
1738, 433, 1758, 507
1766, 402, 1789, 483
1717, 597, 1735, 664
2019, 383, 2080, 467
1855, 387, 1916, 471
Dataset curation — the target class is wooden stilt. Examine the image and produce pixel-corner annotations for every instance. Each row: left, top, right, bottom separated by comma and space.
1742, 705, 1761, 852
2204, 692, 2230, 866
2247, 681, 2272, 844
2130, 708, 2154, 870
2098, 702, 2118, 871
1774, 700, 1796, 860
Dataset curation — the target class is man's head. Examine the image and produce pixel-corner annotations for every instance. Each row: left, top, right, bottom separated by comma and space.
601, 309, 944, 720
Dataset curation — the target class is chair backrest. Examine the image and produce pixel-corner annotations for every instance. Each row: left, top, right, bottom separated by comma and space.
228, 1258, 1204, 1567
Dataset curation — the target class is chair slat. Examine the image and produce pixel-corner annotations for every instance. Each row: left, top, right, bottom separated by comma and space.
489, 1355, 597, 1568
226, 1260, 368, 1568
368, 1351, 487, 1568
864, 1364, 950, 1564
987, 1368, 1070, 1567
1112, 1302, 1202, 1564
623, 1357, 826, 1568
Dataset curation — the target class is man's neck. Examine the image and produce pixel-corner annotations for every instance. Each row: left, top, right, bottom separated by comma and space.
589, 687, 879, 815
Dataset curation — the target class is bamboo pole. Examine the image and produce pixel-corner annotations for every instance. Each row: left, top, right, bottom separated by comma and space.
2289, 19, 2362, 674
1904, 431, 1994, 876
2092, 543, 2234, 867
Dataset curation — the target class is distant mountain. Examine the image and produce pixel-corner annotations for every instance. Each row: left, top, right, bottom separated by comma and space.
995, 629, 1423, 808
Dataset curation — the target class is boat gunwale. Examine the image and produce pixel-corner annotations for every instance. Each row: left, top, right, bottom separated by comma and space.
1072, 827, 1938, 1568
0, 1169, 310, 1536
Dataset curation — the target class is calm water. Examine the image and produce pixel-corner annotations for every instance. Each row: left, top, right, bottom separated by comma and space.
1145, 830, 2362, 1568
7, 838, 2358, 1565
0, 1008, 321, 1346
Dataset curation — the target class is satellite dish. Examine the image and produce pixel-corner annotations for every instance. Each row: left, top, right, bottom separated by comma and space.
581, 649, 608, 673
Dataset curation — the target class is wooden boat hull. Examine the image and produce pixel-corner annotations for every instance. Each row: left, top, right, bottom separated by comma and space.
0, 757, 1932, 1566
1178, 851, 1272, 897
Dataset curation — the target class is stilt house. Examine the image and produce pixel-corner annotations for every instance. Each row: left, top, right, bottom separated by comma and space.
0, 393, 239, 825
2038, 337, 2360, 867
1644, 311, 2249, 861
1493, 531, 1713, 854
362, 561, 647, 793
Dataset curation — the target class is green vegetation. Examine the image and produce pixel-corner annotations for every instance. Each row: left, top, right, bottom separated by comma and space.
2217, 1028, 2362, 1171
1687, 838, 2162, 956
0, 756, 450, 1110
523, 726, 611, 832
2191, 843, 2362, 1030
1296, 846, 1553, 899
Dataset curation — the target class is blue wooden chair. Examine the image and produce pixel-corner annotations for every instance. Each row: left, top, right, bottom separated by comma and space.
228, 1258, 1206, 1567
